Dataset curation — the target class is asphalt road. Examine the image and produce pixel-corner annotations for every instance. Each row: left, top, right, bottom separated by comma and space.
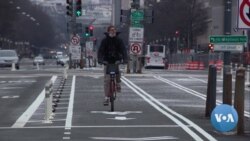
0, 60, 250, 141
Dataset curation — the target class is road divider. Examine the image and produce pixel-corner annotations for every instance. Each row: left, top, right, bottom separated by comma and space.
44, 80, 54, 123
36, 62, 40, 70
63, 64, 69, 80
11, 62, 16, 71
12, 75, 57, 128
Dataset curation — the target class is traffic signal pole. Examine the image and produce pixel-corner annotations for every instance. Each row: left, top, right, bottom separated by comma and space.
66, 0, 77, 69
129, 0, 144, 74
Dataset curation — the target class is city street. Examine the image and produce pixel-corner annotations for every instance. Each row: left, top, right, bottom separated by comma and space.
0, 59, 249, 141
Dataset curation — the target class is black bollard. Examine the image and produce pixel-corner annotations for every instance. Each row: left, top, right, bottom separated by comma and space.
205, 65, 217, 117
223, 72, 232, 105
234, 67, 245, 135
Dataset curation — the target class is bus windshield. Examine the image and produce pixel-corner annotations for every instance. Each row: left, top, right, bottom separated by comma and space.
150, 45, 164, 52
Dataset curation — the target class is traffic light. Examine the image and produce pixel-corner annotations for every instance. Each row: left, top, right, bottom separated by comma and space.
85, 27, 90, 37
89, 25, 94, 36
208, 43, 214, 52
76, 0, 82, 17
175, 30, 179, 37
66, 0, 73, 16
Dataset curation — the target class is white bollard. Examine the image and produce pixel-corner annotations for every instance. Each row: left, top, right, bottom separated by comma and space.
36, 62, 40, 70
44, 80, 53, 123
63, 65, 68, 80
11, 62, 16, 71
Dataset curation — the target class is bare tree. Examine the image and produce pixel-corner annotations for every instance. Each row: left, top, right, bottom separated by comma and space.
0, 0, 58, 48
144, 0, 208, 50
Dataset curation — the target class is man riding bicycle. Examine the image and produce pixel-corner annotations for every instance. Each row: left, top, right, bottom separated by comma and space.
97, 25, 128, 106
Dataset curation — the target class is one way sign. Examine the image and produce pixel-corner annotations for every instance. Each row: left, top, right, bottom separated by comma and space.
238, 0, 250, 28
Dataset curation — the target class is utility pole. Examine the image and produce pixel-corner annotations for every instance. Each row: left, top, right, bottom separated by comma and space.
223, 0, 232, 97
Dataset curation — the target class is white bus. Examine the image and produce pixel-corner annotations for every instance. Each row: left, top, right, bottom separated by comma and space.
144, 44, 166, 68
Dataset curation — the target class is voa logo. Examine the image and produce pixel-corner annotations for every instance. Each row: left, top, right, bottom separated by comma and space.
214, 113, 235, 123
211, 104, 238, 132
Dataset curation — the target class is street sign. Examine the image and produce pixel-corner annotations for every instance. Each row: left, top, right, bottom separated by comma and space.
129, 27, 144, 42
209, 35, 247, 44
131, 9, 144, 21
238, 0, 250, 28
71, 35, 80, 45
86, 41, 94, 57
214, 44, 243, 52
130, 43, 142, 55
131, 9, 144, 27
69, 45, 81, 60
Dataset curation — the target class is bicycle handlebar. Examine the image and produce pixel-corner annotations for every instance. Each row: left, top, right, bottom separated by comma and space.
101, 60, 123, 65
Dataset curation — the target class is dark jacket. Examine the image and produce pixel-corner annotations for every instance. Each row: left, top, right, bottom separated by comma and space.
97, 32, 128, 64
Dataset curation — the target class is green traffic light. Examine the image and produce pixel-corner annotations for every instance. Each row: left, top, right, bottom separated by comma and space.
85, 33, 89, 37
76, 10, 81, 16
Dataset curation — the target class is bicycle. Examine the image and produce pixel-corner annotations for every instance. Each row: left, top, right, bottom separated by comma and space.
103, 61, 121, 112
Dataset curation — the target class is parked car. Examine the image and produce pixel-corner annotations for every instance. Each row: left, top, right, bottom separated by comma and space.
33, 56, 45, 65
57, 55, 69, 66
0, 50, 20, 69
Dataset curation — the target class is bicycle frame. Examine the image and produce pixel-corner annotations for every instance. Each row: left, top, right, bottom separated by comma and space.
106, 64, 119, 112
109, 71, 116, 112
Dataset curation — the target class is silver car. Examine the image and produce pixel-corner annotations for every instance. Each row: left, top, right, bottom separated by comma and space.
33, 56, 45, 65
57, 56, 69, 66
0, 50, 20, 69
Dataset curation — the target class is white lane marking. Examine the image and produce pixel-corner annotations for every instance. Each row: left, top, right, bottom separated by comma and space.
177, 78, 196, 81
122, 77, 208, 141
63, 137, 70, 140
54, 112, 67, 115
188, 77, 207, 83
0, 76, 40, 78
65, 75, 76, 130
89, 75, 102, 79
57, 102, 69, 105
170, 104, 205, 108
1, 95, 20, 99
0, 125, 192, 129
11, 75, 57, 128
0, 87, 23, 90
27, 119, 66, 123
108, 116, 135, 120
90, 136, 178, 140
91, 111, 142, 115
189, 76, 250, 91
0, 80, 36, 83
64, 132, 71, 135
160, 76, 250, 118
55, 107, 68, 110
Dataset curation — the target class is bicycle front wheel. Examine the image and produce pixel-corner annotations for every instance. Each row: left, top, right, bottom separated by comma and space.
110, 80, 116, 112
110, 95, 114, 112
